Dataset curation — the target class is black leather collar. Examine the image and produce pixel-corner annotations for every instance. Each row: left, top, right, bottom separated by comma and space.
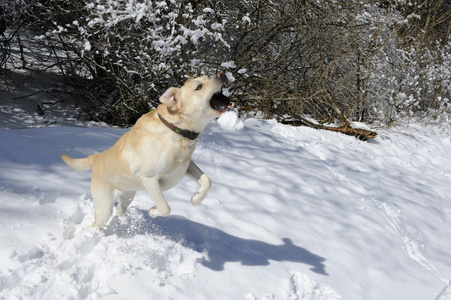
158, 113, 199, 140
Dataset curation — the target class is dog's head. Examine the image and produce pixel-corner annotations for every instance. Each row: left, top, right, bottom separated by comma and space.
159, 72, 233, 124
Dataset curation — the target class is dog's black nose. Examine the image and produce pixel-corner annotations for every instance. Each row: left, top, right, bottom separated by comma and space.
216, 71, 228, 82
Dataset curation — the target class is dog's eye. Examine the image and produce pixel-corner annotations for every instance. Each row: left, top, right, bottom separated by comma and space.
195, 84, 203, 91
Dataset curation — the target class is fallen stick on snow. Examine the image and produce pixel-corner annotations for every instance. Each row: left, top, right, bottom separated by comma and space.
281, 115, 377, 141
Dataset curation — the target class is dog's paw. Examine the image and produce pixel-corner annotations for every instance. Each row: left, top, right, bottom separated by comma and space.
149, 205, 171, 218
191, 174, 210, 207
191, 192, 205, 207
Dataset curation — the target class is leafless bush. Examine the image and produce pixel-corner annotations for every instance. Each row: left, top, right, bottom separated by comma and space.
1, 0, 450, 127
2, 0, 231, 126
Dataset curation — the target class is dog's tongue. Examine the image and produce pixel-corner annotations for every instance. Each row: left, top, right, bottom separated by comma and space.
210, 92, 234, 112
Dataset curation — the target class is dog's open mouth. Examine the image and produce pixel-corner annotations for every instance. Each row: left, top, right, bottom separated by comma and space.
210, 90, 235, 112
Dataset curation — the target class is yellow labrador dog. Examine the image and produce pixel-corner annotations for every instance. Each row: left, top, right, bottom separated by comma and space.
62, 72, 232, 228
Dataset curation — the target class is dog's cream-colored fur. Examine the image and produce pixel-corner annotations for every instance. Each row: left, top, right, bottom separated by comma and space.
62, 73, 229, 228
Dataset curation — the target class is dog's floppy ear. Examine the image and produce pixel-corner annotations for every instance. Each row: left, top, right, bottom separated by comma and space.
159, 87, 182, 110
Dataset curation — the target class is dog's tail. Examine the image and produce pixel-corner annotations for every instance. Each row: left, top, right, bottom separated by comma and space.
61, 154, 97, 171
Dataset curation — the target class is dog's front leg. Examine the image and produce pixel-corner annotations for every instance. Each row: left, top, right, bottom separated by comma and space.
186, 161, 211, 206
142, 177, 171, 217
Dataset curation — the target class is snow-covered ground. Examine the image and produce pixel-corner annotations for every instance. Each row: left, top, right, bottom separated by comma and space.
1, 94, 451, 299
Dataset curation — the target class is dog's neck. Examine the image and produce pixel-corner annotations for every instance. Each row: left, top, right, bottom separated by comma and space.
158, 113, 199, 140
156, 105, 210, 134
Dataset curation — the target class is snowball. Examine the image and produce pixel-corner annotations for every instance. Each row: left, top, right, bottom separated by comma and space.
217, 110, 244, 131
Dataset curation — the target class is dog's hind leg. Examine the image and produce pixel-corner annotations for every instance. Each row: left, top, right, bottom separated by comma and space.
186, 161, 211, 206
91, 179, 115, 228
116, 191, 136, 217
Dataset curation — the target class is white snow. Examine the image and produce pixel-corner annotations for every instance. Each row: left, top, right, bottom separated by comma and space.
242, 16, 251, 25
84, 41, 92, 51
1, 108, 451, 299
221, 61, 237, 69
217, 110, 244, 131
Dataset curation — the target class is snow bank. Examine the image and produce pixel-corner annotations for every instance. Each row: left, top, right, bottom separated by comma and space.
1, 119, 451, 299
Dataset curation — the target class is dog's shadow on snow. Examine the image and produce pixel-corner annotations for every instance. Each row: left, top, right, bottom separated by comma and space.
107, 212, 328, 275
